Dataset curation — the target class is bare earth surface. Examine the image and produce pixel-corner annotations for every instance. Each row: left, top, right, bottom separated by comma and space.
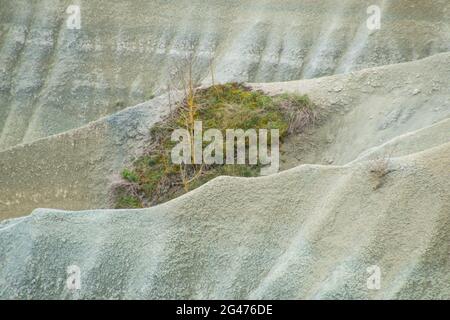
0, 53, 449, 299
1, 0, 450, 149
0, 0, 449, 299
0, 142, 448, 299
1, 53, 449, 220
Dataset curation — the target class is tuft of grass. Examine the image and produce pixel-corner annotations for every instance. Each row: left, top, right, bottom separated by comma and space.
116, 195, 142, 209
275, 93, 317, 134
121, 169, 139, 183
369, 157, 392, 190
112, 83, 317, 208
146, 92, 155, 100
112, 181, 143, 209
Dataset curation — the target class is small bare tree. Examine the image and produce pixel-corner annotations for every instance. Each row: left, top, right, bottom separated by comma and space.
369, 146, 396, 190
165, 42, 212, 192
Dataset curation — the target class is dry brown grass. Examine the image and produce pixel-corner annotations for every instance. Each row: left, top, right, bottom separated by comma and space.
369, 157, 392, 190
277, 94, 319, 134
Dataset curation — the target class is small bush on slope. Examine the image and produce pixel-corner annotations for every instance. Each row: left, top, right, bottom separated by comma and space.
112, 83, 316, 208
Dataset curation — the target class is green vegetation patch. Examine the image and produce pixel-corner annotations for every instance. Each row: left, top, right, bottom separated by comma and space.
112, 83, 317, 208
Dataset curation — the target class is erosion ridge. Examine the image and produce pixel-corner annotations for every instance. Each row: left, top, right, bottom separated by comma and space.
0, 141, 448, 299
0, 53, 449, 299
0, 0, 449, 300
1, 52, 449, 219
1, 0, 449, 149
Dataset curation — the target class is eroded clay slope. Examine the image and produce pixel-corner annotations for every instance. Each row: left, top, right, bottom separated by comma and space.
1, 53, 449, 220
0, 141, 448, 299
1, 0, 449, 149
0, 93, 178, 219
